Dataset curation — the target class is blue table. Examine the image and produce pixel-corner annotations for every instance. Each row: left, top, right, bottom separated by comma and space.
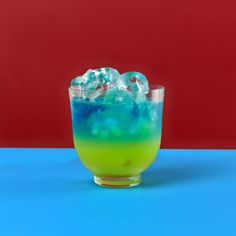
0, 148, 236, 236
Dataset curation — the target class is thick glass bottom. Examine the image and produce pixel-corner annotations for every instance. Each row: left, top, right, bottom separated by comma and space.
94, 175, 141, 188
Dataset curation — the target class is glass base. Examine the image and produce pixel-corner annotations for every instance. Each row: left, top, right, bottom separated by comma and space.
94, 175, 141, 188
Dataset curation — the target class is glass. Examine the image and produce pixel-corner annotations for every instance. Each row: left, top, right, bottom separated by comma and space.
69, 85, 164, 188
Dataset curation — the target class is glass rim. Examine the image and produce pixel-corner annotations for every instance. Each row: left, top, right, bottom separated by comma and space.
68, 84, 165, 93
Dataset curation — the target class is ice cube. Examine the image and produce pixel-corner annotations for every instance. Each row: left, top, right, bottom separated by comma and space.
71, 69, 92, 87
70, 76, 84, 99
117, 72, 149, 93
71, 75, 82, 86
134, 93, 147, 103
86, 88, 105, 102
104, 88, 133, 104
83, 68, 120, 100
94, 67, 120, 83
71, 68, 150, 104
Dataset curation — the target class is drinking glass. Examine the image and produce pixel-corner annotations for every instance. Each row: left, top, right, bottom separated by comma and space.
69, 85, 164, 187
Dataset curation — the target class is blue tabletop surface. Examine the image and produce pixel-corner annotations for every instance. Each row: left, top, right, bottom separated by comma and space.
0, 148, 236, 236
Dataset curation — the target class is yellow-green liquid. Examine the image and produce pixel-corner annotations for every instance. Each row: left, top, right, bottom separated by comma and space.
74, 137, 160, 177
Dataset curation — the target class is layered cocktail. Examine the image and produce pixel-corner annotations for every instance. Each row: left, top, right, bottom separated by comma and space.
69, 68, 164, 187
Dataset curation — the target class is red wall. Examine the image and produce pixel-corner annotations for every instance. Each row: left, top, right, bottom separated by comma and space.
1, 0, 236, 148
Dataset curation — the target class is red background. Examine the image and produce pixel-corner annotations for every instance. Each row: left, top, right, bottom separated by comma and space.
1, 0, 236, 148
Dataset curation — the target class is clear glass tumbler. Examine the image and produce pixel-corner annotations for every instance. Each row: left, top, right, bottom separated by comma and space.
69, 85, 164, 187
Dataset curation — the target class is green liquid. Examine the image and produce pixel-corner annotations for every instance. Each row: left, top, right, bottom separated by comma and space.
74, 137, 160, 177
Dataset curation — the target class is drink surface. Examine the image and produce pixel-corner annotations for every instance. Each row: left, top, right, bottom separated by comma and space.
71, 98, 163, 177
